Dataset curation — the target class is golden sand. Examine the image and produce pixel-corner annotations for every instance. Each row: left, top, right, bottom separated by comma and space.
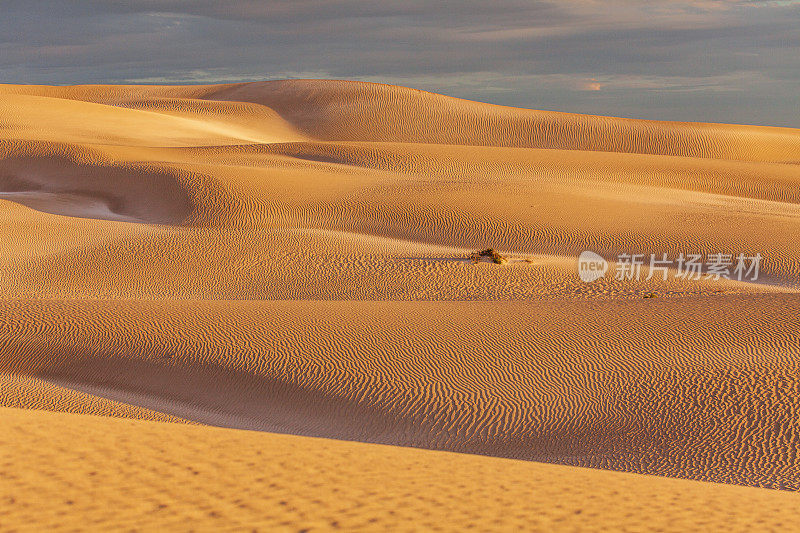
1, 80, 799, 529
2, 406, 799, 532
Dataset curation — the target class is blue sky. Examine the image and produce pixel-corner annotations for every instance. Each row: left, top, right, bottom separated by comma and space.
2, 1, 799, 126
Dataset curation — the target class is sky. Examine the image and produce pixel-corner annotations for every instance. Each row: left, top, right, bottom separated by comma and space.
2, 0, 799, 127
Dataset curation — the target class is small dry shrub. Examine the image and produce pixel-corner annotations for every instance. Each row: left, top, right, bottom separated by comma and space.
470, 248, 507, 264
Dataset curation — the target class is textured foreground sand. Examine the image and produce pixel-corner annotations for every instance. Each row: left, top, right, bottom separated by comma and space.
1, 80, 800, 529
2, 406, 799, 532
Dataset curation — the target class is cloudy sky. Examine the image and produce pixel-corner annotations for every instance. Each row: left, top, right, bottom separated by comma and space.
2, 1, 799, 126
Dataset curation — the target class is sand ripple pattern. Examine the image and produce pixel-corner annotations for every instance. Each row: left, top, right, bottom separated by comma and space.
1, 297, 799, 490
1, 80, 800, 495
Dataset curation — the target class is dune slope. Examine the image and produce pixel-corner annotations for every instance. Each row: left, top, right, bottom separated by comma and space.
1, 406, 798, 532
1, 296, 799, 490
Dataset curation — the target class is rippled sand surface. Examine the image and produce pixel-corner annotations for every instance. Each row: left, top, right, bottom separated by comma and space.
2, 80, 799, 529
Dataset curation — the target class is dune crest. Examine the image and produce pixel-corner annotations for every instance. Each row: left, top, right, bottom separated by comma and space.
203, 79, 800, 162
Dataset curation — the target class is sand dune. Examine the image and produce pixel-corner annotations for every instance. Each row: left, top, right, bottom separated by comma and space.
1, 79, 799, 528
2, 406, 798, 531
2, 296, 799, 490
201, 80, 800, 161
